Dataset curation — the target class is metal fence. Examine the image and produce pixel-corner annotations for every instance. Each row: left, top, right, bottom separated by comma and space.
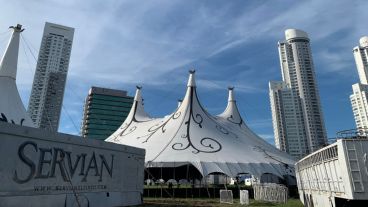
253, 183, 287, 203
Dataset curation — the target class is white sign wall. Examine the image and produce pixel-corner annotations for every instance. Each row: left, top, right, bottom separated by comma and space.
0, 122, 145, 207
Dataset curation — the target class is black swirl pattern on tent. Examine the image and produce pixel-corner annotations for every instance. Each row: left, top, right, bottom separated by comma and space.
137, 111, 181, 143
0, 113, 25, 126
115, 101, 182, 143
216, 125, 228, 134
172, 86, 222, 154
120, 125, 137, 136
227, 114, 243, 126
113, 86, 152, 141
117, 72, 224, 153
224, 87, 243, 127
115, 123, 137, 141
215, 125, 238, 139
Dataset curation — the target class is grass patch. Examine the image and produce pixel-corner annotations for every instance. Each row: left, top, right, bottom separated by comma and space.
141, 197, 303, 207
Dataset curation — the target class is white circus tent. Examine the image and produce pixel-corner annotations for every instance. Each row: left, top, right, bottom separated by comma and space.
106, 71, 295, 180
0, 25, 34, 127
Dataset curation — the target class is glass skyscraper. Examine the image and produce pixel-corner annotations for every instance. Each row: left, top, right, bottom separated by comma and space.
81, 87, 133, 140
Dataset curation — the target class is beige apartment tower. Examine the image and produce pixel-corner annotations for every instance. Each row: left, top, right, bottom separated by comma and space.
350, 36, 368, 132
28, 22, 74, 131
269, 29, 328, 159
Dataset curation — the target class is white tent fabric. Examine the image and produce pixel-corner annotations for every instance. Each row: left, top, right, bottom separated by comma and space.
0, 25, 34, 127
106, 71, 295, 178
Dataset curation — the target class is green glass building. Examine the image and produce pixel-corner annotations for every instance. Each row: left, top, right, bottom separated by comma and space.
81, 87, 133, 140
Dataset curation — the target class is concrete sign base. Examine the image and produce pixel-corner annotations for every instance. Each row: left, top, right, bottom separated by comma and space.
0, 122, 145, 207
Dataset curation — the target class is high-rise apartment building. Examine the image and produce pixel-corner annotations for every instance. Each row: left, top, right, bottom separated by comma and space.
350, 36, 368, 131
269, 81, 307, 155
81, 87, 133, 140
350, 83, 368, 130
269, 29, 327, 159
353, 37, 368, 84
28, 22, 74, 131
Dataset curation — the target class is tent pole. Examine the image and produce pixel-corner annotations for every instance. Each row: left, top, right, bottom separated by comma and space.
236, 174, 241, 199
161, 164, 163, 198
205, 175, 210, 198
173, 162, 175, 198
225, 175, 227, 190
224, 175, 229, 202
213, 180, 215, 199
199, 178, 201, 198
186, 163, 189, 199
147, 169, 149, 197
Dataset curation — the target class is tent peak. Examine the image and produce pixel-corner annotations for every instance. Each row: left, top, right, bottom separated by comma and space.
0, 24, 24, 80
187, 70, 196, 87
128, 85, 150, 121
228, 86, 235, 102
106, 71, 296, 178
134, 86, 143, 102
218, 87, 243, 126
9, 24, 24, 32
0, 24, 35, 127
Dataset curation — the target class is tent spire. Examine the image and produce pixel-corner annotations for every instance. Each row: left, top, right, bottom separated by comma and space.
218, 87, 243, 126
131, 85, 150, 120
105, 85, 151, 141
187, 69, 196, 87
180, 69, 198, 109
134, 85, 143, 102
0, 24, 34, 127
228, 86, 235, 102
0, 24, 24, 80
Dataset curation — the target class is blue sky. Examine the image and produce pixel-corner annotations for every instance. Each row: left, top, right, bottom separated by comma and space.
0, 0, 367, 144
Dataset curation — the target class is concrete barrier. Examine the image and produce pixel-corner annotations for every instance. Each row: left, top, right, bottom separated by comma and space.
0, 122, 145, 207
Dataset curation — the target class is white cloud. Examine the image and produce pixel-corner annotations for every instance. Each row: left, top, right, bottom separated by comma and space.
316, 50, 355, 73
5, 0, 363, 92
0, 0, 366, 134
197, 79, 265, 93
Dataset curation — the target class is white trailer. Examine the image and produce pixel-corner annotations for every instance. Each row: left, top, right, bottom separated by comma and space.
295, 133, 368, 207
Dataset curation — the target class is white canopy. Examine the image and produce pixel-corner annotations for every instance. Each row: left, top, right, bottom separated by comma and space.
106, 71, 295, 178
0, 25, 34, 127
